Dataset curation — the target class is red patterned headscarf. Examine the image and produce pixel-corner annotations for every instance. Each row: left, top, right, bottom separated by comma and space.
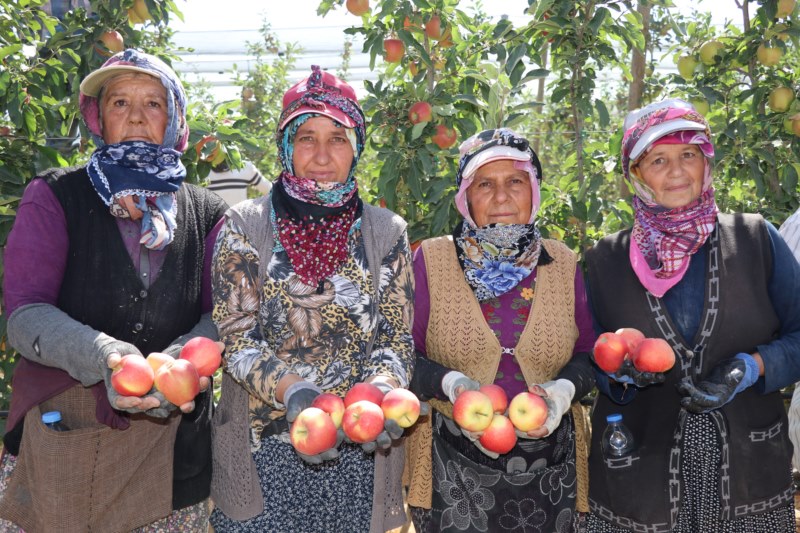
621, 99, 718, 297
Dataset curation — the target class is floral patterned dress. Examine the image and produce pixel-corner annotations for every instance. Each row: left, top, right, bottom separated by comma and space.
209, 216, 414, 532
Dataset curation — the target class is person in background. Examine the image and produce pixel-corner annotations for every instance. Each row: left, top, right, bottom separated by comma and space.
0, 49, 227, 532
206, 159, 271, 207
584, 98, 800, 532
208, 65, 415, 532
404, 128, 596, 532
779, 208, 800, 472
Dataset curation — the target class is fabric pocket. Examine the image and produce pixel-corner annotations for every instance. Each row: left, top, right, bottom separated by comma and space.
0, 385, 179, 533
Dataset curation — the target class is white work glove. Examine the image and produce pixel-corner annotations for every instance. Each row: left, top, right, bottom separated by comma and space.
517, 379, 575, 439
460, 426, 500, 459
441, 371, 480, 404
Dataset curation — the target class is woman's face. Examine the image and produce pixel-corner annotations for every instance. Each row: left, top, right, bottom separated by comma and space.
100, 73, 168, 145
292, 116, 354, 184
466, 159, 532, 227
635, 143, 705, 208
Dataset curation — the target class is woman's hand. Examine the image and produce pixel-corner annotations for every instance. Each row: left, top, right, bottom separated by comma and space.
676, 353, 760, 413
517, 379, 575, 439
442, 371, 480, 404
609, 359, 666, 387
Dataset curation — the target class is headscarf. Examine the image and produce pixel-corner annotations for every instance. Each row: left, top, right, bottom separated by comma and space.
271, 65, 367, 290
79, 49, 188, 250
453, 128, 545, 301
621, 98, 718, 297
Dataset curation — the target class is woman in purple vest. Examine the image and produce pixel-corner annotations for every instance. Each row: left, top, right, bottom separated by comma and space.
0, 50, 227, 531
584, 98, 800, 532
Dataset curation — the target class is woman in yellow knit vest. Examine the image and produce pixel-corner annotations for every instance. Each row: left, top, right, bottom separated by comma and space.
404, 128, 597, 532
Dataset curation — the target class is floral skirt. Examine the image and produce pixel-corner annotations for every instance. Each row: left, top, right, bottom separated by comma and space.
586, 414, 795, 533
209, 434, 375, 533
412, 411, 579, 533
0, 452, 208, 532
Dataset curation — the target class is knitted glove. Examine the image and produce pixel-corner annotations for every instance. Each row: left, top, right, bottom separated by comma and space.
360, 381, 404, 453
460, 427, 499, 460
442, 371, 480, 404
677, 353, 760, 414
284, 381, 323, 423
296, 428, 346, 465
100, 340, 150, 413
517, 379, 575, 439
609, 359, 666, 388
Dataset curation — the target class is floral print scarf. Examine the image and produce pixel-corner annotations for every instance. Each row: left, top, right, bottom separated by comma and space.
454, 220, 542, 301
87, 141, 185, 250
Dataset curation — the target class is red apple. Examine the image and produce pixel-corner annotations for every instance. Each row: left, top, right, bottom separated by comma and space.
408, 101, 433, 124
479, 414, 517, 454
615, 327, 646, 355
384, 38, 405, 63
342, 400, 385, 443
425, 15, 442, 40
452, 390, 493, 432
593, 332, 629, 373
344, 382, 385, 407
179, 336, 222, 377
381, 388, 421, 428
97, 30, 124, 56
311, 393, 346, 428
631, 338, 676, 373
145, 352, 173, 374
111, 354, 155, 397
508, 392, 548, 432
345, 0, 369, 16
479, 384, 508, 414
432, 124, 457, 149
290, 407, 338, 456
154, 358, 200, 406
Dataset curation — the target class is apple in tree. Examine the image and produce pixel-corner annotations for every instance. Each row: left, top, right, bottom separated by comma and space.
408, 101, 433, 124
342, 400, 385, 443
146, 352, 173, 374
97, 30, 124, 56
777, 0, 797, 18
791, 116, 800, 137
432, 124, 457, 149
690, 97, 710, 117
311, 393, 346, 428
131, 0, 152, 21
154, 358, 200, 406
439, 27, 454, 48
111, 354, 154, 397
508, 392, 548, 433
344, 382, 385, 407
452, 390, 493, 432
757, 43, 783, 67
384, 38, 405, 63
615, 327, 645, 355
425, 15, 443, 40
345, 0, 370, 16
381, 388, 421, 428
180, 336, 223, 377
479, 384, 508, 414
290, 407, 338, 456
698, 40, 724, 65
593, 332, 628, 373
768, 86, 795, 112
479, 414, 517, 455
631, 338, 676, 373
676, 55, 698, 79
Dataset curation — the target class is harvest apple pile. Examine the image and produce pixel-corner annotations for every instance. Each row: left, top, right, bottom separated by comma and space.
452, 384, 549, 455
289, 383, 422, 456
110, 337, 223, 406
592, 328, 676, 374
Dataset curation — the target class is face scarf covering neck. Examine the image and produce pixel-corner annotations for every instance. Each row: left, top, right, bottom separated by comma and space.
271, 113, 362, 289
452, 129, 543, 301
81, 50, 188, 250
622, 111, 718, 298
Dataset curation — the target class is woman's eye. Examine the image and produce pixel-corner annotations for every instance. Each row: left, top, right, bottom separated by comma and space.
331, 136, 347, 143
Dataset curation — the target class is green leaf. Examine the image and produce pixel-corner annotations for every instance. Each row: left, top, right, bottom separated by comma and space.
411, 121, 427, 140
453, 94, 486, 109
0, 44, 22, 61
588, 7, 609, 35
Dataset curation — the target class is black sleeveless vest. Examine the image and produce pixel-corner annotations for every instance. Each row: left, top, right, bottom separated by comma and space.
44, 166, 227, 509
585, 213, 792, 531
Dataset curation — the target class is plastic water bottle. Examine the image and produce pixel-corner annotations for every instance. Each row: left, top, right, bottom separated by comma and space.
42, 411, 70, 432
602, 413, 634, 458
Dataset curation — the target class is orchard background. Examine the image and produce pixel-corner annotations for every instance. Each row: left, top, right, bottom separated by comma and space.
0, 0, 798, 421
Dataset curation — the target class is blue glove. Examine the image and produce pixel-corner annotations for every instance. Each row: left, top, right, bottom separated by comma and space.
610, 359, 666, 388
676, 353, 760, 414
284, 381, 322, 423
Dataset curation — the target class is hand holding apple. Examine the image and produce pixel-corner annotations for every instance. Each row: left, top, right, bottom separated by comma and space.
517, 379, 574, 439
631, 338, 676, 373
381, 388, 421, 428
179, 336, 223, 377
508, 391, 549, 433
290, 407, 343, 464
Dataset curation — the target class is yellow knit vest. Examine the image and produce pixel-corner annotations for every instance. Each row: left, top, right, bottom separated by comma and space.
404, 236, 590, 512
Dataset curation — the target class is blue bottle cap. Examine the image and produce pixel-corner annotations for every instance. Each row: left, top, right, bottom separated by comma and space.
606, 413, 623, 423
42, 411, 62, 424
